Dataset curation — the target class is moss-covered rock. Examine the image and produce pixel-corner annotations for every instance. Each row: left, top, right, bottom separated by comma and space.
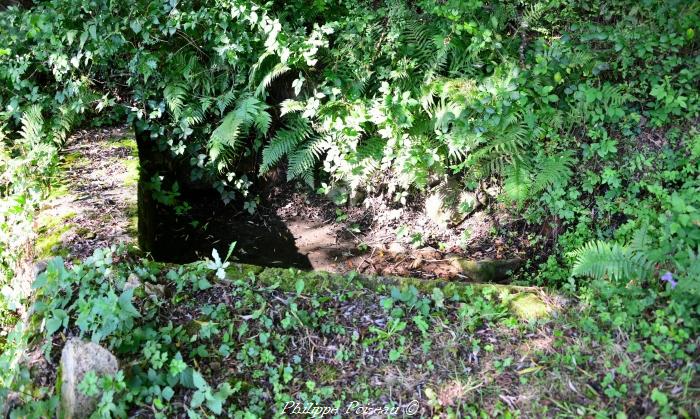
35, 211, 76, 259
449, 257, 523, 282
224, 263, 551, 320
509, 293, 550, 320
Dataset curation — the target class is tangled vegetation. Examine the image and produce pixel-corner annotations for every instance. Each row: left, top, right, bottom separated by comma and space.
0, 0, 699, 416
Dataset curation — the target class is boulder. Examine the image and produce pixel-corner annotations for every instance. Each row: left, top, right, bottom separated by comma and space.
59, 339, 119, 419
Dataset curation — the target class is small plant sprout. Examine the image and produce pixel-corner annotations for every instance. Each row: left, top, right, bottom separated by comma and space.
207, 242, 236, 279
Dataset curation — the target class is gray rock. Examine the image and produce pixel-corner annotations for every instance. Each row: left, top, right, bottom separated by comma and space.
60, 339, 119, 419
424, 178, 476, 227
387, 241, 409, 254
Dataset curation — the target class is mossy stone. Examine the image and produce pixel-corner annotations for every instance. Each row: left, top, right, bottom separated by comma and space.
450, 257, 523, 282
222, 263, 551, 318
509, 293, 550, 320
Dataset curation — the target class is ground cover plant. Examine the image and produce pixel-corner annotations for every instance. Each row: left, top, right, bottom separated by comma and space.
0, 0, 698, 416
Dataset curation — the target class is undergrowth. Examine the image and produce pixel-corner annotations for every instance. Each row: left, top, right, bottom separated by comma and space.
5, 247, 699, 417
0, 0, 698, 416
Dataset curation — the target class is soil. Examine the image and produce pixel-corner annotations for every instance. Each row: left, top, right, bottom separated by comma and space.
267, 185, 532, 279
153, 175, 533, 281
37, 126, 137, 264
44, 125, 535, 282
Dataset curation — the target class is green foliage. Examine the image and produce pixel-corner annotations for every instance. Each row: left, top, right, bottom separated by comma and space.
260, 115, 323, 185
32, 247, 141, 344
1, 0, 700, 414
571, 239, 652, 283
208, 96, 270, 171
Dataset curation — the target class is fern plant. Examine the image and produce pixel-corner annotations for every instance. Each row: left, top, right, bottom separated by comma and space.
502, 152, 575, 203
208, 96, 271, 172
260, 115, 313, 174
260, 115, 327, 186
571, 228, 656, 282
571, 241, 650, 282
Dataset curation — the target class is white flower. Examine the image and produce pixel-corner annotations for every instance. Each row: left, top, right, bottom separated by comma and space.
207, 249, 230, 279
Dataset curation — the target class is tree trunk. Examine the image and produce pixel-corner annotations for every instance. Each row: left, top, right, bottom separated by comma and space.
134, 125, 157, 255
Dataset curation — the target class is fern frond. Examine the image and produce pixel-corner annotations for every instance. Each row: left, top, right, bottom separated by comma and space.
50, 106, 77, 146
521, 3, 547, 30
260, 116, 313, 174
209, 96, 268, 167
255, 62, 290, 98
249, 51, 275, 86
356, 136, 387, 161
215, 91, 237, 116
531, 152, 574, 193
571, 240, 652, 282
164, 83, 188, 118
280, 99, 306, 116
254, 110, 272, 135
503, 162, 531, 202
287, 136, 326, 185
19, 105, 44, 147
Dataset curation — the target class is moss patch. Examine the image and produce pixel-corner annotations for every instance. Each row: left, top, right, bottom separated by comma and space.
110, 136, 138, 154
122, 157, 139, 186
35, 211, 76, 259
61, 151, 87, 168
313, 363, 340, 382
36, 222, 72, 259
46, 181, 70, 201
126, 204, 138, 238
107, 137, 139, 186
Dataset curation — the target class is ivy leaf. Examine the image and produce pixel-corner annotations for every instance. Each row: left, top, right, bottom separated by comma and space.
46, 309, 68, 336
192, 371, 207, 390
295, 278, 305, 295
162, 386, 174, 401
130, 20, 142, 34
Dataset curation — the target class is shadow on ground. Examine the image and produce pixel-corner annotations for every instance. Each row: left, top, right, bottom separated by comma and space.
149, 189, 313, 270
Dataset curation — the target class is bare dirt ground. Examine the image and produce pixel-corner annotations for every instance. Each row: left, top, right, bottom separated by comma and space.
264, 184, 533, 280
36, 126, 137, 263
